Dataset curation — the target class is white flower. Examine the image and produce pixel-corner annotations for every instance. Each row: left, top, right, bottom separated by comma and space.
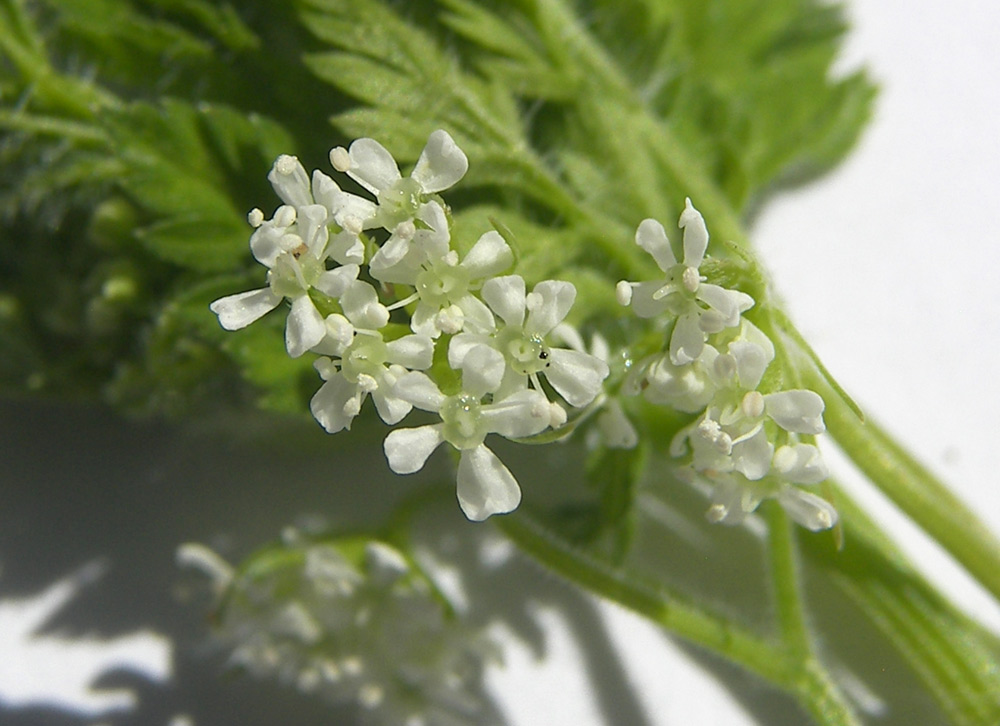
309, 283, 432, 433
330, 129, 468, 234
618, 199, 754, 364
701, 444, 836, 531
265, 153, 374, 264
210, 206, 366, 357
383, 372, 555, 521
449, 275, 610, 407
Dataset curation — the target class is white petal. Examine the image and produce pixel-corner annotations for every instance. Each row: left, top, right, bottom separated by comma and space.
461, 230, 513, 279
544, 348, 609, 407
460, 345, 506, 399
728, 340, 771, 390
695, 284, 746, 328
268, 154, 312, 208
310, 374, 362, 433
392, 371, 446, 412
778, 487, 838, 531
597, 400, 638, 449
371, 386, 412, 426
310, 169, 340, 212
635, 218, 676, 272
629, 281, 670, 319
773, 444, 829, 485
679, 198, 708, 268
448, 333, 487, 369
285, 295, 326, 357
480, 389, 551, 438
411, 129, 469, 193
297, 204, 331, 258
370, 231, 412, 270
669, 312, 706, 365
346, 137, 401, 196
765, 390, 826, 434
314, 264, 360, 298
210, 288, 281, 330
328, 231, 365, 266
456, 294, 496, 335
732, 428, 774, 480
456, 445, 521, 521
386, 335, 434, 370
705, 476, 747, 525
341, 281, 389, 330
481, 275, 526, 327
412, 201, 451, 260
384, 425, 444, 474
410, 301, 441, 337
525, 280, 576, 337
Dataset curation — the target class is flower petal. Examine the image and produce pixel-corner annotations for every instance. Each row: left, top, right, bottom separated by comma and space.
679, 198, 708, 268
732, 427, 774, 480
448, 333, 490, 369
544, 348, 609, 407
669, 312, 705, 365
310, 374, 362, 433
210, 288, 282, 330
315, 264, 360, 299
525, 280, 576, 337
384, 425, 444, 474
341, 281, 389, 330
456, 294, 495, 335
773, 444, 829, 485
460, 344, 506, 399
345, 137, 401, 196
695, 284, 752, 329
461, 230, 513, 279
285, 295, 327, 357
480, 389, 551, 438
268, 155, 312, 208
765, 390, 826, 434
778, 487, 838, 531
386, 334, 434, 370
411, 129, 469, 193
635, 218, 676, 271
371, 371, 412, 425
392, 371, 446, 412
728, 340, 771, 391
481, 275, 526, 327
629, 281, 670, 319
456, 444, 521, 521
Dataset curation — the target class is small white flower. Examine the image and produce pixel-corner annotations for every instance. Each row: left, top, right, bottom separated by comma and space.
619, 199, 753, 364
368, 202, 512, 337
310, 312, 433, 434
330, 129, 468, 234
210, 205, 362, 357
383, 372, 553, 521
449, 275, 610, 407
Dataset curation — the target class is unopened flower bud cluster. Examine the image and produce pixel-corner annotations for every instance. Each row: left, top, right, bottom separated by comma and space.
617, 201, 838, 531
210, 131, 610, 521
179, 538, 494, 726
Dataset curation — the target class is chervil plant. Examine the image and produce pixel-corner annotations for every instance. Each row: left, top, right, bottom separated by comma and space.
2, 1, 999, 725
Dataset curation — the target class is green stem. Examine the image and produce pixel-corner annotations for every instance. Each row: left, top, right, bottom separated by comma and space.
800, 362, 1000, 604
766, 503, 811, 659
498, 512, 794, 686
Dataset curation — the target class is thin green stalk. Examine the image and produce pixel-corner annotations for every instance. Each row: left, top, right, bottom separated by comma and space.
765, 503, 812, 660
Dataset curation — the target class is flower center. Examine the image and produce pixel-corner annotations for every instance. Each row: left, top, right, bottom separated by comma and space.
268, 250, 324, 298
496, 327, 550, 376
374, 177, 423, 230
415, 264, 471, 307
440, 393, 486, 449
340, 334, 388, 384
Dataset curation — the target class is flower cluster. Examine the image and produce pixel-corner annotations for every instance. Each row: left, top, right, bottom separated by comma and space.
618, 200, 837, 531
178, 537, 496, 726
210, 131, 609, 521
